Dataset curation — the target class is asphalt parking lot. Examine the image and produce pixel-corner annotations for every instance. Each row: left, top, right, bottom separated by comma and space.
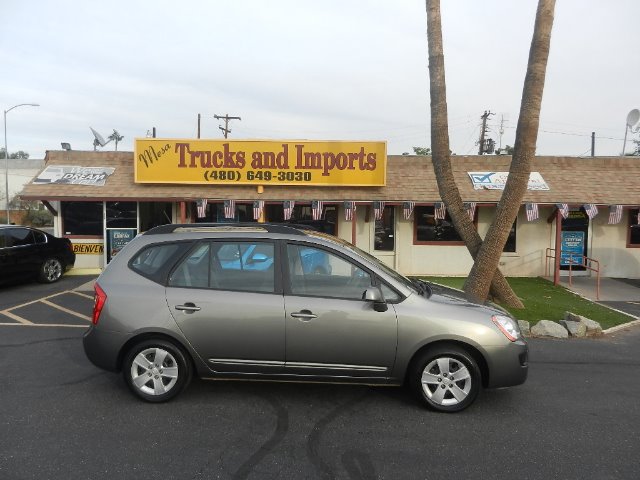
1, 278, 639, 480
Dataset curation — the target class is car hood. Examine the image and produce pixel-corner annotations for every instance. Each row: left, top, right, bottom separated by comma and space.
426, 283, 508, 317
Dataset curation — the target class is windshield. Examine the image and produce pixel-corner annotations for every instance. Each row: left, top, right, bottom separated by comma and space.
304, 230, 419, 294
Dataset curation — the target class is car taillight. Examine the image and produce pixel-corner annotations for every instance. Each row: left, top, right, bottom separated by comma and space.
93, 283, 107, 325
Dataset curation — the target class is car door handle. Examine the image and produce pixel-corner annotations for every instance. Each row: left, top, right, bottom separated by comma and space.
290, 310, 317, 321
175, 303, 201, 313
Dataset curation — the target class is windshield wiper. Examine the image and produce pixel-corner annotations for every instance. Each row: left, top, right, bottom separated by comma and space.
411, 278, 432, 297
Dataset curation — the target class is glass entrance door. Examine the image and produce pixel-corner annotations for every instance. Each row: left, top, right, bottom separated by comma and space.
560, 209, 589, 272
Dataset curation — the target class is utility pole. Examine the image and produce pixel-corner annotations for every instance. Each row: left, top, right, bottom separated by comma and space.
498, 115, 506, 150
591, 131, 595, 157
214, 113, 241, 139
477, 110, 494, 155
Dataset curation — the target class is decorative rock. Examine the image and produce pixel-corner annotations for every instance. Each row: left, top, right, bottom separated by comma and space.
518, 320, 530, 336
564, 312, 603, 336
531, 320, 568, 338
559, 320, 587, 337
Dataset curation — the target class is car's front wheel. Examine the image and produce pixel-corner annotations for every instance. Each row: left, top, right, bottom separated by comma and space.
123, 339, 192, 402
38, 258, 63, 283
410, 345, 481, 412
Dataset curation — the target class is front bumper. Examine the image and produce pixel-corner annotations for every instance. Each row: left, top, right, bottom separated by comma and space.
484, 340, 529, 388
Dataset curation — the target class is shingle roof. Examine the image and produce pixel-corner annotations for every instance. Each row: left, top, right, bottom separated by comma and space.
19, 150, 640, 205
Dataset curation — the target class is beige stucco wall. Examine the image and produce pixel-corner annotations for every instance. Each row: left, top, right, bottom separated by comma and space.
589, 210, 640, 278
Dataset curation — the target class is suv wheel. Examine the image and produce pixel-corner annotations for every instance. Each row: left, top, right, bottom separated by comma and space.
410, 345, 480, 412
123, 339, 192, 402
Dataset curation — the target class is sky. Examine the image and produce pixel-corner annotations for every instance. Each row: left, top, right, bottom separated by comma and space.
1, 0, 639, 160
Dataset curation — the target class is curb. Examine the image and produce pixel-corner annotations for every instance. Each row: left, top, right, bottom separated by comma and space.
603, 319, 640, 335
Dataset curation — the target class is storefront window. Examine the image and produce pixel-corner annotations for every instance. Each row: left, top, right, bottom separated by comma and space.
503, 219, 517, 253
628, 209, 640, 247
215, 203, 256, 223
140, 202, 172, 232
265, 204, 337, 235
61, 201, 103, 236
414, 205, 465, 244
106, 202, 137, 229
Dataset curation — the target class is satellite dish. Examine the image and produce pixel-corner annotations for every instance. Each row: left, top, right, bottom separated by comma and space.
626, 109, 640, 127
90, 127, 108, 148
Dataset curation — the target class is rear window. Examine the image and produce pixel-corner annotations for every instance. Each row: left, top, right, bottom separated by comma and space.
129, 242, 192, 283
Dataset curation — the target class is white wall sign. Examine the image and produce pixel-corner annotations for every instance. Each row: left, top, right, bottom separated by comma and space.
34, 165, 115, 186
468, 171, 550, 190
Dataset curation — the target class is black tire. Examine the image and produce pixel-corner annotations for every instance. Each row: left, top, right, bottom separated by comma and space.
410, 345, 481, 413
123, 339, 192, 403
38, 257, 64, 283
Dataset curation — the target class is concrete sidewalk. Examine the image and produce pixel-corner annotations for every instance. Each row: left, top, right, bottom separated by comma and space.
550, 276, 640, 302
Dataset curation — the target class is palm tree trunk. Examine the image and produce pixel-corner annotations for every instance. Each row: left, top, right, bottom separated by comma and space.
427, 0, 523, 308
464, 0, 556, 304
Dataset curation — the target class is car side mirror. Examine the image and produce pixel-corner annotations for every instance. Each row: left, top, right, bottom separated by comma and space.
247, 253, 269, 264
363, 287, 388, 312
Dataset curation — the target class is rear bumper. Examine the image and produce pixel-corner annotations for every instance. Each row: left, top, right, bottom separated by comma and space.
484, 340, 529, 388
83, 326, 129, 372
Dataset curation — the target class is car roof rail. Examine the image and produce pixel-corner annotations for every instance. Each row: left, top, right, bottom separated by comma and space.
143, 223, 310, 236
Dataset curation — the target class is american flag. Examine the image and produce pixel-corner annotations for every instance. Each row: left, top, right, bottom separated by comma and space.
402, 201, 415, 220
525, 203, 539, 222
196, 199, 208, 218
283, 200, 295, 221
556, 203, 569, 219
312, 200, 324, 221
464, 202, 476, 220
253, 200, 264, 221
583, 204, 598, 219
344, 201, 356, 221
608, 205, 622, 224
373, 201, 385, 221
434, 202, 446, 220
224, 199, 236, 219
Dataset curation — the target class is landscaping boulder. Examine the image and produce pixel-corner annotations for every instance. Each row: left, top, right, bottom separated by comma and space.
518, 320, 530, 337
564, 312, 603, 336
560, 320, 587, 337
531, 320, 568, 338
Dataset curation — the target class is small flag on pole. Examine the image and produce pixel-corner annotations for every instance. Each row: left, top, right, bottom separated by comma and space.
525, 203, 539, 222
434, 202, 446, 220
283, 201, 295, 221
312, 200, 324, 221
464, 202, 477, 220
583, 204, 598, 219
224, 199, 236, 219
253, 200, 264, 220
556, 203, 569, 219
373, 201, 385, 221
402, 201, 415, 220
344, 201, 356, 221
608, 205, 622, 224
196, 199, 208, 218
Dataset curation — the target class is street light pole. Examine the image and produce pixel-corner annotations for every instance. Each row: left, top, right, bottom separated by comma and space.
3, 103, 39, 224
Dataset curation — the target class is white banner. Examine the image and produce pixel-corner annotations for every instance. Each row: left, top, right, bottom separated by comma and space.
468, 171, 550, 191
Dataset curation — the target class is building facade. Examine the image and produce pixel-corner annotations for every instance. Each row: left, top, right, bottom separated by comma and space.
20, 145, 640, 279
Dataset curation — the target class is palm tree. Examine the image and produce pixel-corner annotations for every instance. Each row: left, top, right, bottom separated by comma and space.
464, 0, 555, 304
426, 0, 524, 307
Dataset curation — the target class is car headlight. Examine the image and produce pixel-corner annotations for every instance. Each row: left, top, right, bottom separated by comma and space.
491, 315, 521, 342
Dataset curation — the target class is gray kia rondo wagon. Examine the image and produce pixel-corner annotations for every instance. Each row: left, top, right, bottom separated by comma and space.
83, 223, 528, 412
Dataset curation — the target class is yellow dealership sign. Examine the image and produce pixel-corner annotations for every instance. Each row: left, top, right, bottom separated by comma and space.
134, 139, 386, 186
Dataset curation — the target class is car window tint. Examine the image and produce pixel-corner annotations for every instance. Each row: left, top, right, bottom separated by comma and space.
213, 241, 275, 293
33, 231, 47, 244
132, 243, 181, 277
7, 228, 34, 247
169, 243, 210, 288
380, 282, 400, 302
287, 244, 372, 300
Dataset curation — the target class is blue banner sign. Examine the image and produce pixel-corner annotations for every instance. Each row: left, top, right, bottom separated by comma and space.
560, 231, 585, 266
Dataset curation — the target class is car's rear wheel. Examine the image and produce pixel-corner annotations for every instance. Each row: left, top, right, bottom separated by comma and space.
123, 339, 191, 402
38, 258, 63, 283
410, 345, 481, 412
